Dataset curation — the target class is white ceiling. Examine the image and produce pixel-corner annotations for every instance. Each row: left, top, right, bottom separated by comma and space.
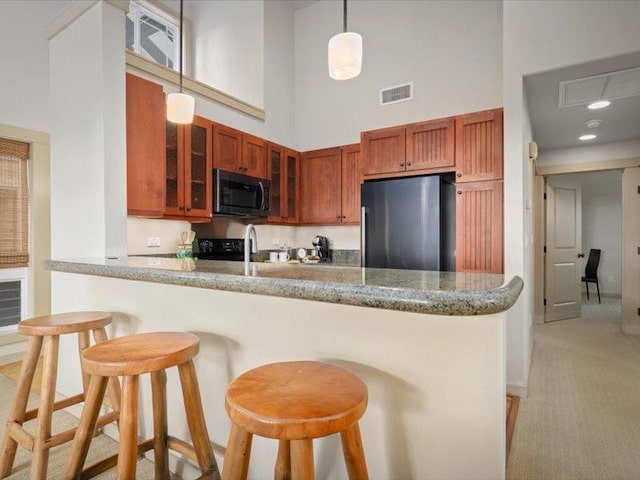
525, 52, 640, 150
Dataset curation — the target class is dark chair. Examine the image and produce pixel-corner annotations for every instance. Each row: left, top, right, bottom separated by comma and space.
582, 248, 601, 303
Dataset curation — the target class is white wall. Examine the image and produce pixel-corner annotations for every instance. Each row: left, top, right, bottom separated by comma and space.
537, 140, 640, 166
502, 0, 640, 391
49, 1, 127, 258
294, 0, 503, 150
0, 0, 67, 133
554, 171, 623, 296
190, 1, 264, 108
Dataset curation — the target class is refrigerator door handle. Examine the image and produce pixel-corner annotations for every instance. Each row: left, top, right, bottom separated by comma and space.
361, 206, 366, 267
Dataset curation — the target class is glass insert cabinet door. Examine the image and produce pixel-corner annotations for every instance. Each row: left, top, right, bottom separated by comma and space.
269, 145, 282, 219
165, 121, 183, 215
184, 117, 213, 218
165, 117, 212, 218
285, 150, 299, 223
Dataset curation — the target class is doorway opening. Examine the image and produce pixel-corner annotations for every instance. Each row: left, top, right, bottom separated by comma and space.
542, 170, 623, 324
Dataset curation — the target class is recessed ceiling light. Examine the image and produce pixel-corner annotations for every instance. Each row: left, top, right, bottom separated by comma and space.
579, 134, 597, 141
588, 100, 610, 110
585, 119, 601, 129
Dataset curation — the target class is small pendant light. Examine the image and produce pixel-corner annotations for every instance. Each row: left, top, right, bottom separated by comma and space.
328, 0, 362, 80
166, 0, 194, 124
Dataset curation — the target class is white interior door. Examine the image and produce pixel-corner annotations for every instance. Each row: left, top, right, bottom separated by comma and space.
545, 177, 582, 322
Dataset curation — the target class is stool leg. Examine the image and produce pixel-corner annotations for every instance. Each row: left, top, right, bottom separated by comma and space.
93, 327, 122, 418
178, 360, 218, 475
151, 370, 170, 480
340, 423, 369, 480
117, 375, 139, 480
221, 424, 252, 480
77, 331, 91, 395
274, 440, 291, 480
0, 335, 43, 477
30, 335, 59, 480
63, 374, 109, 480
290, 439, 314, 480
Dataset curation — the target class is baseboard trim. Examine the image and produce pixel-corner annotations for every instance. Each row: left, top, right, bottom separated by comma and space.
507, 383, 528, 397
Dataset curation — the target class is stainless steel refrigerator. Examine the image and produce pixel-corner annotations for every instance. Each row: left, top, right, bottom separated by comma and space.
361, 174, 456, 271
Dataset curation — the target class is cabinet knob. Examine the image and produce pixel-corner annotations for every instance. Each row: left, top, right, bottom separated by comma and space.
341, 215, 346, 219
456, 172, 462, 177
400, 162, 405, 167
179, 206, 185, 211
407, 162, 411, 166
186, 207, 192, 212
337, 215, 341, 219
238, 166, 243, 170
457, 190, 462, 195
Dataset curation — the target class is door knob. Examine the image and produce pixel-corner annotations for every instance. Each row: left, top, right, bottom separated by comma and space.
577, 253, 585, 258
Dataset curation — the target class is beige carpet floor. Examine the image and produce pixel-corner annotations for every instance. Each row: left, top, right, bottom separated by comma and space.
0, 374, 160, 479
507, 297, 640, 480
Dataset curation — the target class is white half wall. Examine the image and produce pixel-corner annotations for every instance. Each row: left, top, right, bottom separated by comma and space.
294, 0, 503, 150
503, 0, 640, 390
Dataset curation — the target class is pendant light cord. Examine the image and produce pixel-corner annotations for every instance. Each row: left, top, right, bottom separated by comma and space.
343, 0, 347, 32
179, 0, 184, 92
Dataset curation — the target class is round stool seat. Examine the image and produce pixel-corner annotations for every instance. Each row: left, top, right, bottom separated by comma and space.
18, 311, 112, 336
225, 361, 367, 440
82, 332, 200, 376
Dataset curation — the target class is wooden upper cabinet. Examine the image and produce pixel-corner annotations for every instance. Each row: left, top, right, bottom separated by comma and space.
361, 126, 406, 176
267, 143, 284, 222
213, 124, 243, 173
300, 147, 342, 224
455, 108, 503, 182
126, 73, 166, 217
406, 117, 455, 172
164, 115, 213, 221
184, 116, 213, 219
455, 180, 503, 273
213, 124, 267, 178
242, 133, 267, 178
341, 144, 361, 224
284, 149, 300, 224
164, 121, 184, 217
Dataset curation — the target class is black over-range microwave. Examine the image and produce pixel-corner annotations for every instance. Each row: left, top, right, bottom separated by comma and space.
213, 169, 270, 217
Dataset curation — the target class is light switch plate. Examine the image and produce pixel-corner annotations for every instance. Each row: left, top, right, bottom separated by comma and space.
147, 237, 161, 247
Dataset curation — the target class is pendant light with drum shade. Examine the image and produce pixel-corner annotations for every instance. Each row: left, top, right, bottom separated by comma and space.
328, 0, 362, 80
166, 0, 194, 124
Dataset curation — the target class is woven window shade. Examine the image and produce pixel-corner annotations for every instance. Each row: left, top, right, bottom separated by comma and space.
0, 138, 29, 268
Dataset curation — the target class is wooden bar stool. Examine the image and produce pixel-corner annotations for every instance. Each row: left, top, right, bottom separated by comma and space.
63, 332, 219, 480
0, 311, 121, 480
222, 361, 369, 480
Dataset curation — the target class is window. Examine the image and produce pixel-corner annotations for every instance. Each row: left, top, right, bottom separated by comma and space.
0, 138, 29, 268
126, 0, 179, 71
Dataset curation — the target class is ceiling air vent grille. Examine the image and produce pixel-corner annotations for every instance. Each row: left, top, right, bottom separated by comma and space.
558, 66, 640, 108
380, 82, 413, 106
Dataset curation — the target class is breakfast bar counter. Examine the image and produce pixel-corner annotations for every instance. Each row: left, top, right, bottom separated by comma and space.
44, 257, 522, 316
45, 257, 522, 480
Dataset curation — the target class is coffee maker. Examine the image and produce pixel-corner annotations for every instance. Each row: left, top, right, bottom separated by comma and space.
312, 235, 330, 262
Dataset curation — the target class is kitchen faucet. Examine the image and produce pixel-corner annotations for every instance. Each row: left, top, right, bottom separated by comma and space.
244, 224, 258, 276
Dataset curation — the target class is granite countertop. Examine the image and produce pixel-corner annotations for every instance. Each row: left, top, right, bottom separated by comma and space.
44, 257, 523, 316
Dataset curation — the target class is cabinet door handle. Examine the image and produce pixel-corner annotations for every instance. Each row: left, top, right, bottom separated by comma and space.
337, 215, 341, 219
186, 207, 192, 212
456, 172, 462, 177
238, 166, 243, 170
399, 162, 405, 167
457, 190, 462, 195
406, 162, 412, 166
179, 206, 185, 211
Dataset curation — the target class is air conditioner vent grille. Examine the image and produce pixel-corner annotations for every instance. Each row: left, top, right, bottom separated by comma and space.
380, 82, 413, 106
0, 281, 21, 328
